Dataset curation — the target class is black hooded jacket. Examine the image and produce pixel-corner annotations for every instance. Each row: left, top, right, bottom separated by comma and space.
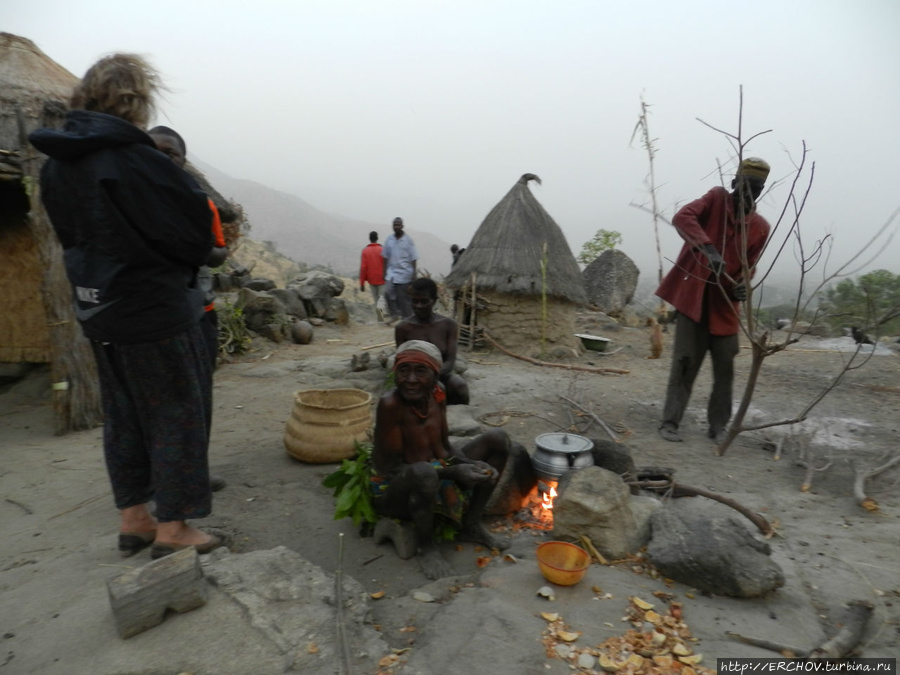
29, 111, 213, 344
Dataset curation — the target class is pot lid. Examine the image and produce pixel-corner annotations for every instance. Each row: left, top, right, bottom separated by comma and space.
535, 433, 593, 454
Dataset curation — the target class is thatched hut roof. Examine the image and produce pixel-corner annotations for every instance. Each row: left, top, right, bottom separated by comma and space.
0, 33, 77, 179
445, 174, 587, 304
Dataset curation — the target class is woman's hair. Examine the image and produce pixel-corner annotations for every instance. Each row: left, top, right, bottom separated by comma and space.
71, 53, 162, 128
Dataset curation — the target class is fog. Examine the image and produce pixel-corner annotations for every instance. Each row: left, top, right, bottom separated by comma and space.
7, 0, 900, 288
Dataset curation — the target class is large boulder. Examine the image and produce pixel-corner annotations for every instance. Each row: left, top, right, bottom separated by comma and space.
647, 507, 785, 598
552, 466, 639, 559
289, 271, 345, 300
583, 249, 640, 316
269, 288, 308, 319
236, 287, 287, 332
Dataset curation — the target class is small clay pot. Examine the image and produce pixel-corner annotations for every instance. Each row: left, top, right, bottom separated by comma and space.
290, 320, 314, 345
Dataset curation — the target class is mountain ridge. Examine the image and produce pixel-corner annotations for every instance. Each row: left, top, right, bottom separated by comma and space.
193, 159, 453, 278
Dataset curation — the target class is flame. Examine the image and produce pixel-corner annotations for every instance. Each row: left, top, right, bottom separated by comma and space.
541, 486, 558, 510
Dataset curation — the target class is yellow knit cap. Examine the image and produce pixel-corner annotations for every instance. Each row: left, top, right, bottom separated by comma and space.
737, 157, 770, 182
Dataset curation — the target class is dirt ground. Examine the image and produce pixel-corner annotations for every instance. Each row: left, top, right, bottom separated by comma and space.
2, 308, 899, 673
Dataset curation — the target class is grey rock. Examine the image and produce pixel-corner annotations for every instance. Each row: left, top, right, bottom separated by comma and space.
485, 442, 537, 516
373, 518, 417, 559
290, 271, 345, 300
257, 322, 288, 343
445, 406, 482, 437
647, 508, 785, 598
589, 439, 637, 482
323, 298, 350, 324
269, 288, 308, 319
629, 495, 662, 549
552, 466, 639, 559
350, 352, 371, 372
242, 278, 277, 292
583, 249, 640, 316
203, 547, 387, 673
236, 288, 287, 331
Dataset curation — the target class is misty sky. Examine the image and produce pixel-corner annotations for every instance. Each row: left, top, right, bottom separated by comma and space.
7, 0, 899, 287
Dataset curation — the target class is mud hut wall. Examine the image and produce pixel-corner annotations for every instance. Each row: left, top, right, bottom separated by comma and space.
0, 203, 51, 362
480, 291, 580, 353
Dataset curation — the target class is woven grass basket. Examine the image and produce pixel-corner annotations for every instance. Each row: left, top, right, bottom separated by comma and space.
283, 388, 373, 463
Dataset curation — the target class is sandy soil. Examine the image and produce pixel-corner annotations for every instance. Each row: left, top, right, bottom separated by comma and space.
1, 311, 898, 673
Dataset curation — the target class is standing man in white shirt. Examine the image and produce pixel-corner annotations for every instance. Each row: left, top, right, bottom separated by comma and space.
382, 217, 418, 323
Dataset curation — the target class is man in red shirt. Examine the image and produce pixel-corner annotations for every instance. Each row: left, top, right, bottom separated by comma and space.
656, 158, 771, 443
360, 231, 386, 322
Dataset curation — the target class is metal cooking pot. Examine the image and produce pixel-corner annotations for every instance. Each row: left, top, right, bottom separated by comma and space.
532, 433, 594, 481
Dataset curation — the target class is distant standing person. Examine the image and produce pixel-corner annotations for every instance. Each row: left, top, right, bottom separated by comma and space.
395, 278, 470, 405
450, 244, 462, 266
359, 231, 386, 322
656, 157, 772, 443
29, 54, 225, 559
382, 216, 418, 322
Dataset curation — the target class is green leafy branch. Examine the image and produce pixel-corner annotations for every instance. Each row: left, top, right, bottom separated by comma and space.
322, 441, 377, 528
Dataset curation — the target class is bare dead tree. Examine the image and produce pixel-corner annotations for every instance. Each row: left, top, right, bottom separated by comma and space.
629, 96, 666, 314
635, 87, 900, 462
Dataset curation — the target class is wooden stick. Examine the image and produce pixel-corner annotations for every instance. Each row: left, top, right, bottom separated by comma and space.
361, 340, 394, 351
579, 535, 609, 565
727, 600, 874, 660
559, 395, 620, 442
469, 272, 477, 352
725, 631, 799, 657
808, 600, 874, 659
483, 331, 629, 375
634, 480, 775, 537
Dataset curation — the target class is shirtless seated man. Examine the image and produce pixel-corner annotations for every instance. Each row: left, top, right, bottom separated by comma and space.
395, 277, 470, 405
372, 340, 510, 579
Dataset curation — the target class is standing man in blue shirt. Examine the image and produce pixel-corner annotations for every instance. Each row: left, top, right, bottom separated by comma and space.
382, 217, 418, 323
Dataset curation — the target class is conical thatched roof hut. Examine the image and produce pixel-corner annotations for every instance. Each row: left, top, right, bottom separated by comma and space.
0, 33, 101, 433
445, 174, 586, 355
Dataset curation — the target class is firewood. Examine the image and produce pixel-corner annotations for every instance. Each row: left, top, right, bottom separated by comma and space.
633, 479, 775, 537
727, 600, 874, 659
483, 332, 629, 375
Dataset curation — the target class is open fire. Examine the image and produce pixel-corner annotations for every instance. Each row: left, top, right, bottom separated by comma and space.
541, 484, 558, 511
506, 480, 559, 531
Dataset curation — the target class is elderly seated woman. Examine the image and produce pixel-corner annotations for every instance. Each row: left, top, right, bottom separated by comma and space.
371, 340, 512, 579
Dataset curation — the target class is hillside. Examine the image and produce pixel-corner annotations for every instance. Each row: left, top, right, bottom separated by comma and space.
195, 160, 453, 278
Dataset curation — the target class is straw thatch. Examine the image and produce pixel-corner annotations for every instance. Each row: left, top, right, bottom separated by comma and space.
444, 174, 586, 355
0, 33, 102, 433
444, 173, 587, 304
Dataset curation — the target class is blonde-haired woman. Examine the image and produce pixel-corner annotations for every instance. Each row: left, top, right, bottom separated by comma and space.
30, 54, 224, 559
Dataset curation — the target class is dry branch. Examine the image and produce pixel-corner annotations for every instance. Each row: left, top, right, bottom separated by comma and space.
361, 340, 394, 351
483, 332, 629, 375
728, 600, 874, 659
808, 600, 874, 659
559, 395, 620, 442
851, 453, 900, 512
633, 479, 775, 537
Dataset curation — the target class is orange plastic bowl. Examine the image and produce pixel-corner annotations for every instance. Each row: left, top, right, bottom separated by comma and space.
536, 541, 591, 586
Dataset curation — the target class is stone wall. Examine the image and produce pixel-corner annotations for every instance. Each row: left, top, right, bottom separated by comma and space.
480, 292, 580, 356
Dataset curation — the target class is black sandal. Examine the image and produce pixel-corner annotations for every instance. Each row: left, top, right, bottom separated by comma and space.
118, 531, 156, 557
